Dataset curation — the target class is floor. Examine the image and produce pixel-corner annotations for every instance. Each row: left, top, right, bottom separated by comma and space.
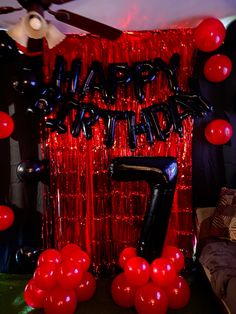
0, 266, 224, 314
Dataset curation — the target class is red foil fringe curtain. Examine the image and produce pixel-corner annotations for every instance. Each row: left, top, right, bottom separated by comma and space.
41, 29, 195, 275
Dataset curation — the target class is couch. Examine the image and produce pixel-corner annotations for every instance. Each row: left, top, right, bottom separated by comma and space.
195, 202, 236, 314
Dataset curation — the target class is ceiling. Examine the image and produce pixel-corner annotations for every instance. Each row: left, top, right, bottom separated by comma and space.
0, 0, 236, 35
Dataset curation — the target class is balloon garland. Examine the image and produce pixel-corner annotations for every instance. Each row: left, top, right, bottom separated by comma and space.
193, 17, 234, 144
194, 17, 232, 84
24, 244, 96, 313
30, 53, 212, 149
111, 245, 190, 313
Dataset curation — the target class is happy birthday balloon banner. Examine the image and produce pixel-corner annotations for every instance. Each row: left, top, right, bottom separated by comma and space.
31, 53, 212, 149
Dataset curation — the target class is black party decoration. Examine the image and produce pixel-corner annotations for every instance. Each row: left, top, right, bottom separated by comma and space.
109, 156, 178, 263
27, 53, 212, 149
16, 159, 49, 184
12, 67, 40, 95
0, 30, 18, 59
15, 247, 42, 273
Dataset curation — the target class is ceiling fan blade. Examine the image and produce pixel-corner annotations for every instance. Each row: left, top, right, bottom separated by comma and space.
51, 0, 76, 3
0, 6, 22, 14
48, 9, 122, 40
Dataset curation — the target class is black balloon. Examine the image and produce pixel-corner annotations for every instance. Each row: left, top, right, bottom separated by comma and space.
15, 247, 41, 273
109, 156, 178, 263
67, 58, 81, 97
80, 60, 108, 102
101, 109, 126, 147
142, 103, 173, 140
52, 55, 66, 88
108, 63, 132, 104
45, 101, 76, 134
12, 67, 41, 95
27, 84, 61, 116
154, 54, 180, 95
0, 30, 18, 59
16, 159, 49, 184
71, 102, 100, 139
133, 61, 157, 103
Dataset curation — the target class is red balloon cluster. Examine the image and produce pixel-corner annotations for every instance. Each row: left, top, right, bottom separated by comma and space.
0, 205, 14, 231
194, 18, 232, 83
205, 119, 233, 145
24, 244, 96, 314
111, 246, 190, 313
0, 111, 14, 139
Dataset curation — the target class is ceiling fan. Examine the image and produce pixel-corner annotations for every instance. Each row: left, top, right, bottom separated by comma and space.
0, 0, 122, 52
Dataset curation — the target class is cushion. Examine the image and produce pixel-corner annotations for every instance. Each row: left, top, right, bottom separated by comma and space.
210, 187, 236, 241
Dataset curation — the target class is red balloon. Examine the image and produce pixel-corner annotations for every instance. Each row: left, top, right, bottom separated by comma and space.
205, 119, 233, 145
60, 243, 81, 260
150, 257, 176, 287
111, 272, 137, 308
134, 283, 168, 314
37, 249, 62, 267
0, 205, 14, 231
56, 260, 83, 289
75, 250, 90, 272
24, 279, 46, 308
194, 18, 226, 52
119, 247, 137, 269
75, 271, 96, 302
33, 264, 57, 290
0, 111, 14, 139
204, 54, 232, 83
44, 287, 77, 314
162, 246, 185, 273
124, 256, 150, 286
164, 275, 190, 309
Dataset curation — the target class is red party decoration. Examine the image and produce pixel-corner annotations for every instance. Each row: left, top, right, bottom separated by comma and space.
134, 282, 168, 314
61, 245, 90, 272
150, 257, 176, 287
205, 119, 233, 145
0, 205, 14, 231
164, 275, 190, 309
42, 32, 195, 274
111, 272, 137, 308
204, 54, 232, 83
162, 246, 185, 273
124, 256, 150, 286
194, 18, 226, 52
0, 111, 14, 139
44, 287, 77, 314
74, 250, 90, 272
56, 260, 83, 289
24, 279, 46, 309
75, 271, 96, 302
33, 263, 57, 290
61, 243, 81, 261
119, 247, 137, 269
37, 249, 62, 267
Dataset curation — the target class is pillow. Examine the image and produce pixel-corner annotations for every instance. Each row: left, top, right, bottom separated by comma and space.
211, 187, 236, 241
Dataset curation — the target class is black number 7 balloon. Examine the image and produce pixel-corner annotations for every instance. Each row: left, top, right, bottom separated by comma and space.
109, 156, 178, 263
